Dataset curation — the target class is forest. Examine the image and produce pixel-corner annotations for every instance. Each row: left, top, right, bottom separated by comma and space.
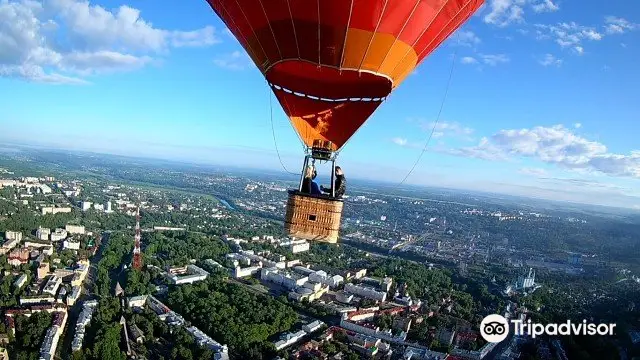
166, 279, 299, 360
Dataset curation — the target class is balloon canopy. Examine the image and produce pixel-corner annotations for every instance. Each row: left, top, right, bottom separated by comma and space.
207, 0, 485, 151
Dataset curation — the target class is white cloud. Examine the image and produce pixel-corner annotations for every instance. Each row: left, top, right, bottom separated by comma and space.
574, 123, 582, 129
461, 56, 478, 65
0, 0, 219, 84
519, 167, 547, 176
426, 121, 474, 137
531, 0, 559, 13
484, 0, 526, 27
408, 119, 475, 140
483, 0, 559, 27
459, 53, 510, 67
213, 51, 251, 71
539, 53, 562, 67
392, 137, 408, 146
479, 53, 510, 66
604, 16, 638, 35
447, 125, 640, 178
454, 30, 481, 47
574, 46, 584, 55
171, 26, 220, 47
534, 22, 603, 51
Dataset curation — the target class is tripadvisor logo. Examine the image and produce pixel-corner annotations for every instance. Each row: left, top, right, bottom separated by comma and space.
480, 314, 510, 343
480, 314, 617, 343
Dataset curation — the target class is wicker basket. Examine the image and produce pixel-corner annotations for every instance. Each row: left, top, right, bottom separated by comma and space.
284, 191, 344, 243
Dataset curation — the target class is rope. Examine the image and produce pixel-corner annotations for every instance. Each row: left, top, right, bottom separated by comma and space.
345, 35, 460, 205
269, 84, 300, 175
395, 45, 458, 188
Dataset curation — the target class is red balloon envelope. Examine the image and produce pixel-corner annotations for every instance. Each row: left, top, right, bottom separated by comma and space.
206, 0, 485, 151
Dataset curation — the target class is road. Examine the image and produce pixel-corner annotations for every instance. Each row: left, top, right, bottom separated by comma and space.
58, 231, 110, 358
483, 321, 517, 360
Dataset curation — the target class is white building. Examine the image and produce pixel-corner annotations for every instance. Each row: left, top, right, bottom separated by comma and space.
13, 273, 28, 289
41, 207, 71, 215
105, 201, 112, 213
5, 231, 22, 242
71, 301, 97, 352
20, 295, 55, 305
344, 283, 387, 302
274, 330, 307, 350
63, 240, 81, 250
65, 225, 85, 235
81, 202, 92, 211
0, 237, 19, 255
165, 265, 210, 285
233, 265, 262, 278
291, 241, 310, 254
39, 311, 67, 360
42, 275, 62, 296
36, 228, 51, 241
49, 228, 67, 242
93, 203, 104, 211
261, 267, 308, 290
294, 266, 344, 289
302, 320, 325, 333
67, 286, 81, 306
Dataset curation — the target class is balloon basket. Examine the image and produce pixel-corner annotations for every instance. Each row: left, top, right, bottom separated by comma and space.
284, 190, 343, 243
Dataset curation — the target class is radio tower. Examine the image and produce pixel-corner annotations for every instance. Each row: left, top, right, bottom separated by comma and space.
132, 206, 142, 270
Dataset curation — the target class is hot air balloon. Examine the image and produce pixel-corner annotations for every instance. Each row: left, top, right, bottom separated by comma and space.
206, 0, 485, 243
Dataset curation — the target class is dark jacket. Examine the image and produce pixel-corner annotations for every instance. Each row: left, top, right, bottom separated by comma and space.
335, 174, 346, 198
302, 178, 322, 195
322, 175, 346, 198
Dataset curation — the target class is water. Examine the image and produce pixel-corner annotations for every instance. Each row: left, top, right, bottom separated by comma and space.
218, 198, 235, 210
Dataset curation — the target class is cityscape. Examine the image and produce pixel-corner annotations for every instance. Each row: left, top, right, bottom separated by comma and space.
0, 148, 638, 360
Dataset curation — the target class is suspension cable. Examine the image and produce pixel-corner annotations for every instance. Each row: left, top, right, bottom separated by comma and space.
269, 85, 299, 175
394, 45, 458, 188
345, 35, 460, 205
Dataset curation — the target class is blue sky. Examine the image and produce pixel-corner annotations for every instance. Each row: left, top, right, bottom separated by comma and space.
1, 0, 639, 209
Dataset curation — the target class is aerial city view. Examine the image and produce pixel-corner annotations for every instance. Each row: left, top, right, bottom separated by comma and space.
1, 0, 639, 360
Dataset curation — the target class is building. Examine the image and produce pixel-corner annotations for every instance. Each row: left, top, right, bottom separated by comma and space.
36, 228, 51, 241
129, 324, 145, 344
42, 275, 62, 296
340, 316, 407, 343
233, 265, 262, 278
186, 326, 229, 357
274, 330, 307, 350
49, 229, 67, 242
291, 241, 310, 254
261, 267, 308, 290
335, 291, 354, 304
41, 207, 71, 215
164, 265, 209, 285
4, 231, 22, 242
127, 295, 149, 309
302, 320, 325, 334
105, 201, 112, 213
0, 238, 19, 255
344, 283, 387, 302
37, 262, 50, 280
63, 240, 81, 250
8, 248, 29, 267
13, 274, 27, 289
19, 295, 56, 305
67, 286, 81, 306
81, 202, 92, 211
65, 225, 85, 235
71, 301, 98, 352
39, 311, 67, 360
294, 266, 344, 289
